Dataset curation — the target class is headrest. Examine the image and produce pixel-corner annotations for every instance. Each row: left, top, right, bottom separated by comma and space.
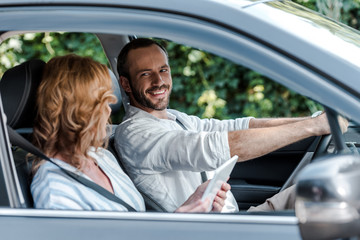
108, 69, 123, 114
0, 60, 122, 129
0, 59, 45, 129
117, 74, 130, 112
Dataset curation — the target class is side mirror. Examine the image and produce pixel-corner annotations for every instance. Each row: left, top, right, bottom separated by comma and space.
295, 154, 360, 240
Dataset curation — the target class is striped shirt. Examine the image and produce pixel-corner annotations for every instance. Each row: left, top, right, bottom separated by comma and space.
31, 148, 145, 212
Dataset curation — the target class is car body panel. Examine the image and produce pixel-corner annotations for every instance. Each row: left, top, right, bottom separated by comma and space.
1, 0, 360, 239
0, 208, 300, 240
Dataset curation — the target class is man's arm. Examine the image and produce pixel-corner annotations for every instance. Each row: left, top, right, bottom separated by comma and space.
229, 113, 347, 162
249, 116, 310, 128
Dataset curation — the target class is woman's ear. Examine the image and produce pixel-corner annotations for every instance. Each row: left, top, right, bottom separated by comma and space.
120, 76, 131, 93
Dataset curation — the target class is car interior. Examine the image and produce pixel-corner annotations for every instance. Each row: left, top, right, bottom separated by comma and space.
1, 32, 359, 214
0, 55, 168, 211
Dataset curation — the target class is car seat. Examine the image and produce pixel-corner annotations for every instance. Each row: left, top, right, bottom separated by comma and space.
0, 59, 46, 208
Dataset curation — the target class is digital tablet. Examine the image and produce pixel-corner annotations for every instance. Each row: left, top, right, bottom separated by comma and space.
201, 155, 238, 211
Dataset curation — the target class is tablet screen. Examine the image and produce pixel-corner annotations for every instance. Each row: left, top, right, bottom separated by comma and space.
201, 155, 238, 211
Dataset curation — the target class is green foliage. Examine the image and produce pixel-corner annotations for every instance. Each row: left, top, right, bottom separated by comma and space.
159, 39, 322, 119
341, 0, 360, 29
294, 0, 360, 29
0, 32, 107, 77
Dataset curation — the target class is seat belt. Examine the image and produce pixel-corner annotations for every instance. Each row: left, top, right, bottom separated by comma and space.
175, 118, 208, 183
7, 125, 137, 212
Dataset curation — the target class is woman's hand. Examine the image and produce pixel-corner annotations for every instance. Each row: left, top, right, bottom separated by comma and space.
175, 180, 231, 213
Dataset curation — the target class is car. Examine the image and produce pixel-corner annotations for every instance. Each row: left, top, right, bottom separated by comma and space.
0, 0, 360, 239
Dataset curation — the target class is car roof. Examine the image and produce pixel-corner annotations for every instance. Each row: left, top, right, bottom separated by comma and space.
0, 0, 255, 7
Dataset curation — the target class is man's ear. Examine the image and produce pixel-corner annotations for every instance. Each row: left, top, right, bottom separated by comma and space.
120, 76, 131, 92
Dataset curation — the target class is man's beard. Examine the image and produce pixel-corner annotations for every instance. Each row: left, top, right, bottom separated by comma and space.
129, 83, 171, 111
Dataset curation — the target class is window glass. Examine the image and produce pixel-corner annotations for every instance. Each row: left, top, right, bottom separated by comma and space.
0, 32, 109, 78
156, 39, 323, 120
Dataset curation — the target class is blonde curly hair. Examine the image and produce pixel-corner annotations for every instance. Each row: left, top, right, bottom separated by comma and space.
32, 54, 117, 171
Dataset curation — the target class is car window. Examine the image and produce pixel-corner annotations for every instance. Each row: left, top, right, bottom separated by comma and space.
0, 32, 109, 74
0, 32, 355, 215
0, 32, 125, 123
154, 39, 323, 120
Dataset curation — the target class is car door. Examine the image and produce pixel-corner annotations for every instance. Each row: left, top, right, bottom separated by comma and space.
230, 135, 321, 210
92, 13, 354, 212
0, 32, 301, 240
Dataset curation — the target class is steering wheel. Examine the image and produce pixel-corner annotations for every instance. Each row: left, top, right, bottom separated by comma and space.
280, 107, 349, 192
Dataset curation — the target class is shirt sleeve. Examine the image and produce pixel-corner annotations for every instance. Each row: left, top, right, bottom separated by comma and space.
170, 109, 254, 132
115, 117, 232, 175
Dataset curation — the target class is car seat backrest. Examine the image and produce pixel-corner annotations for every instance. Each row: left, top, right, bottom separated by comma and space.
108, 69, 123, 114
0, 59, 46, 208
0, 59, 45, 129
106, 70, 132, 174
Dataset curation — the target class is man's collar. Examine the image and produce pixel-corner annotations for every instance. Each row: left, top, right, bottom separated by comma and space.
126, 105, 176, 121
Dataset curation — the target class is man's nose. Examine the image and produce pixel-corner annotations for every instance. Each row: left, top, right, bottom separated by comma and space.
152, 73, 165, 85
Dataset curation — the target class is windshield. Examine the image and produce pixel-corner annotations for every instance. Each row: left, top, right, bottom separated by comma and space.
253, 0, 360, 67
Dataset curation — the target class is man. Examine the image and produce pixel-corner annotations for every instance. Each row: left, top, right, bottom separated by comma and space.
114, 38, 348, 212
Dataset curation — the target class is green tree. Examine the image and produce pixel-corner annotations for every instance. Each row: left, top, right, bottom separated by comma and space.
0, 32, 107, 77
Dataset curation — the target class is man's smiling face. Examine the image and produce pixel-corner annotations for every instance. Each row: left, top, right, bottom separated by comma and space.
125, 44, 172, 112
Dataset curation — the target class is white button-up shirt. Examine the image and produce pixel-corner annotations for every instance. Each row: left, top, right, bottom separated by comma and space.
115, 106, 253, 212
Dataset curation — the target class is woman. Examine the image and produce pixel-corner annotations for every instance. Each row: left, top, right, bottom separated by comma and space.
30, 54, 229, 212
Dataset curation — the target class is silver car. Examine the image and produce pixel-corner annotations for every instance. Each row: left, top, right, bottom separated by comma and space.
0, 0, 360, 239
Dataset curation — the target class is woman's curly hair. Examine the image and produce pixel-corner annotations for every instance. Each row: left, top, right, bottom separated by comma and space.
32, 54, 117, 172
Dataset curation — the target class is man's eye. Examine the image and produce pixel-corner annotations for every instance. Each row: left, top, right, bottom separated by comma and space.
160, 69, 168, 73
141, 73, 150, 77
